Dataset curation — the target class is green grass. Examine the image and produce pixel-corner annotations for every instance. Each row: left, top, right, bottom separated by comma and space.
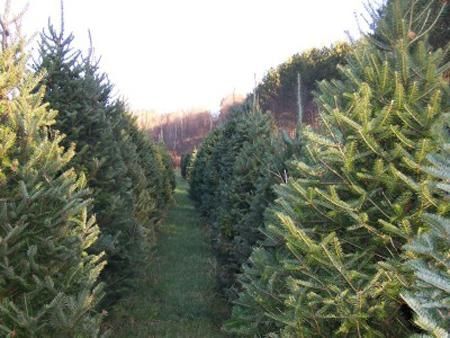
106, 173, 229, 338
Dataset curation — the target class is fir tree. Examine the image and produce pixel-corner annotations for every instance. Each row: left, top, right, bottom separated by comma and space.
35, 19, 173, 303
189, 128, 222, 214
0, 41, 105, 337
181, 152, 192, 179
401, 133, 450, 337
190, 108, 289, 301
215, 110, 284, 297
181, 150, 197, 181
186, 149, 197, 182
155, 142, 176, 201
227, 0, 449, 336
127, 121, 171, 223
192, 111, 262, 294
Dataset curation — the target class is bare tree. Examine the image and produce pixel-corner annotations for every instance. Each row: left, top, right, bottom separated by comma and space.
0, 0, 27, 50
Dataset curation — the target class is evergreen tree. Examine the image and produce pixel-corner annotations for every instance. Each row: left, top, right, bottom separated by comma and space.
189, 128, 222, 214
246, 42, 352, 126
401, 134, 450, 337
180, 153, 192, 179
190, 108, 290, 301
0, 41, 105, 337
380, 0, 450, 52
227, 0, 449, 336
192, 111, 261, 295
35, 21, 173, 303
186, 149, 197, 182
155, 142, 176, 200
214, 110, 284, 296
127, 122, 171, 223
181, 150, 197, 181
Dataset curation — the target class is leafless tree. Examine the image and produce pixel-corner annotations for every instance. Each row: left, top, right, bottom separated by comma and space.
0, 0, 27, 50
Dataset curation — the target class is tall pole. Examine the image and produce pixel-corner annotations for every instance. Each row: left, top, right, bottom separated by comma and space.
296, 72, 303, 138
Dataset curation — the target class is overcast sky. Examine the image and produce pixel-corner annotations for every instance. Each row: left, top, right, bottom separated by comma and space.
4, 0, 375, 113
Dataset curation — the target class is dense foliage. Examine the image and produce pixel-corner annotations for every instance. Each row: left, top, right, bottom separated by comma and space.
247, 43, 351, 125
190, 109, 289, 299
228, 0, 448, 336
401, 138, 450, 337
190, 0, 449, 336
0, 42, 105, 337
0, 10, 174, 336
35, 22, 174, 305
381, 0, 450, 52
180, 152, 192, 179
1, 0, 448, 336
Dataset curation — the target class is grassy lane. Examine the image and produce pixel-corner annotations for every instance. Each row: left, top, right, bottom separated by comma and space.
107, 173, 229, 337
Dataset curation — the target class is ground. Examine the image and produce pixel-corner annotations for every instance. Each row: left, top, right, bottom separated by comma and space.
106, 173, 229, 338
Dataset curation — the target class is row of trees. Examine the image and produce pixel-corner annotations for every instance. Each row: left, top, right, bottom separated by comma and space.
188, 0, 449, 336
189, 109, 287, 299
0, 10, 174, 338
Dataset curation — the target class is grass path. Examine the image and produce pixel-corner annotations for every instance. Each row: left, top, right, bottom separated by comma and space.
107, 173, 229, 337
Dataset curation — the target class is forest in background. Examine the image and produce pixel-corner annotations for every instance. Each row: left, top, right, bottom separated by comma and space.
136, 92, 245, 165
138, 42, 353, 165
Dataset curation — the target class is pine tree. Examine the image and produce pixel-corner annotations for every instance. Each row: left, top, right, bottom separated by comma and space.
0, 41, 105, 337
401, 133, 450, 337
227, 0, 449, 336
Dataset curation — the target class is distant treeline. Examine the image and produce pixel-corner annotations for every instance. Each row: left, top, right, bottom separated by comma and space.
139, 110, 216, 166
143, 44, 353, 164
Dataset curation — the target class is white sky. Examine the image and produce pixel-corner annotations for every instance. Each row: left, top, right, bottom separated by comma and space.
5, 0, 373, 113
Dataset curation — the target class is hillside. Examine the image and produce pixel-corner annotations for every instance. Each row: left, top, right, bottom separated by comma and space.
138, 93, 245, 165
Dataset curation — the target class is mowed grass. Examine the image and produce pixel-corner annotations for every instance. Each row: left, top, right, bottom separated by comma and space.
106, 173, 229, 338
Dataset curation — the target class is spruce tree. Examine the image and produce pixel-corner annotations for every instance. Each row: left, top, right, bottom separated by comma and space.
35, 21, 149, 303
0, 41, 105, 337
227, 0, 449, 336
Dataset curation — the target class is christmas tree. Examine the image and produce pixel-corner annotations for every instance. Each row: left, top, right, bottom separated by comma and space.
36, 18, 173, 304
189, 127, 222, 216
227, 0, 449, 335
402, 129, 449, 337
214, 110, 284, 297
0, 38, 105, 337
180, 153, 192, 179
